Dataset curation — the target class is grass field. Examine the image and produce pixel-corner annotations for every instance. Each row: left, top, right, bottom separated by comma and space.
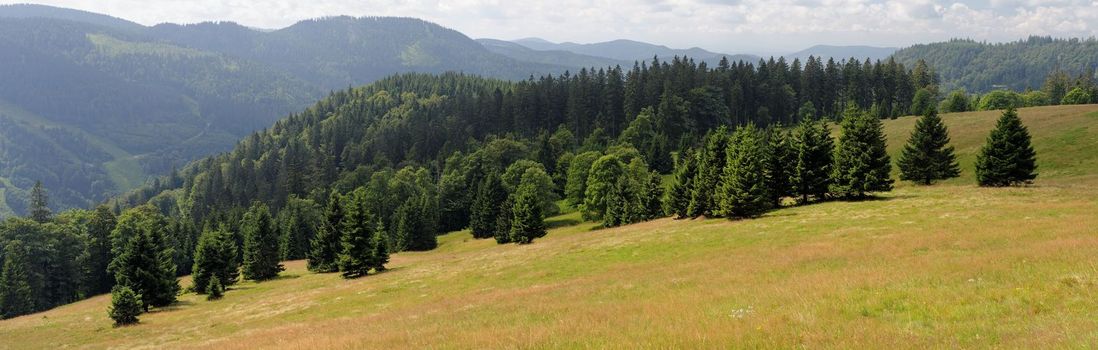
2, 105, 1098, 349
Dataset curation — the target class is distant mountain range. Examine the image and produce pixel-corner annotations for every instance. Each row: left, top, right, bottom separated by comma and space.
784, 45, 898, 62
501, 37, 760, 65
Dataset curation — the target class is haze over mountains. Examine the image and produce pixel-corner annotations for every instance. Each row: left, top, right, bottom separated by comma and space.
0, 3, 1093, 218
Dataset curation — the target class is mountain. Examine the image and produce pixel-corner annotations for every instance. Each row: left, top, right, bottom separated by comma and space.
476, 38, 630, 69
784, 45, 897, 62
0, 6, 567, 217
507, 37, 759, 64
892, 37, 1098, 93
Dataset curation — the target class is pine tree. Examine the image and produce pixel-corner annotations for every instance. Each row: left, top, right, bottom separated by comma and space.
28, 181, 50, 223
396, 195, 438, 251
666, 149, 697, 218
191, 227, 238, 294
975, 107, 1038, 186
338, 188, 377, 278
898, 110, 961, 185
720, 124, 773, 218
0, 242, 34, 319
688, 127, 729, 217
108, 286, 141, 326
206, 276, 223, 301
510, 170, 548, 244
469, 174, 505, 239
831, 106, 894, 199
369, 222, 390, 272
790, 117, 834, 203
764, 126, 794, 206
309, 192, 343, 273
113, 227, 177, 311
85, 205, 117, 295
494, 196, 514, 244
241, 202, 283, 281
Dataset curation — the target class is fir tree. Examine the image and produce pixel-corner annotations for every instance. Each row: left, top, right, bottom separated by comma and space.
790, 117, 834, 203
369, 222, 390, 272
113, 228, 178, 311
494, 196, 514, 244
666, 149, 697, 219
688, 127, 729, 217
241, 203, 283, 281
975, 107, 1038, 186
898, 110, 961, 185
0, 242, 34, 319
764, 126, 794, 206
108, 286, 141, 326
469, 174, 505, 239
206, 276, 223, 301
338, 188, 377, 278
28, 181, 50, 223
720, 124, 772, 218
309, 192, 344, 273
396, 194, 438, 251
85, 205, 117, 295
831, 106, 894, 199
191, 227, 238, 294
510, 169, 548, 244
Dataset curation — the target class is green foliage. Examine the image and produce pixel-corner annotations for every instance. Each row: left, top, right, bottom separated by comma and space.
111, 210, 179, 310
206, 276, 224, 301
939, 89, 971, 113
241, 203, 283, 281
831, 106, 894, 199
309, 192, 343, 273
666, 149, 697, 219
688, 127, 730, 217
565, 151, 602, 207
84, 205, 117, 295
975, 108, 1038, 187
108, 286, 141, 326
1061, 87, 1092, 105
898, 111, 961, 185
764, 126, 794, 206
191, 227, 238, 294
28, 181, 50, 223
720, 124, 772, 218
395, 194, 437, 252
502, 161, 559, 216
910, 88, 937, 116
582, 154, 626, 221
493, 196, 514, 245
338, 188, 378, 278
470, 174, 506, 239
277, 196, 323, 261
0, 241, 34, 319
790, 118, 834, 203
510, 169, 549, 244
1021, 91, 1050, 107
978, 90, 1024, 111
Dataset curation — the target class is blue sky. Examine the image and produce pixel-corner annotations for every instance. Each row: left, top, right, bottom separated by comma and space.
5, 0, 1097, 54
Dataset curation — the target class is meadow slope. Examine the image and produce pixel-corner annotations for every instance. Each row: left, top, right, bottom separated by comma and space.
2, 105, 1098, 349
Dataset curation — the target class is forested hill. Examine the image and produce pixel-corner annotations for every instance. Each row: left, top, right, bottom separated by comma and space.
0, 6, 567, 218
892, 37, 1098, 93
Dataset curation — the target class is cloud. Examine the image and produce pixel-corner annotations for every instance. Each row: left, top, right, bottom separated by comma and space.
2, 0, 1096, 53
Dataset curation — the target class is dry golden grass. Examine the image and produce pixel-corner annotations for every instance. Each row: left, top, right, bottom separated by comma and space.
2, 105, 1098, 349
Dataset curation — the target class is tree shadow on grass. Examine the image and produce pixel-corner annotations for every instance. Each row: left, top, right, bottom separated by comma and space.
547, 217, 582, 229
148, 300, 195, 314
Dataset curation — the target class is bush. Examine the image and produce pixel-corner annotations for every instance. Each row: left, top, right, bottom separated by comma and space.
206, 276, 224, 301
1061, 87, 1092, 105
977, 90, 1023, 111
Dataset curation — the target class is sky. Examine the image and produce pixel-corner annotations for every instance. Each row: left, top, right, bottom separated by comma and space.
4, 0, 1097, 54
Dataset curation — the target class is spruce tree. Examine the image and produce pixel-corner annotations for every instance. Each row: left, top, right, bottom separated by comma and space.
191, 227, 238, 294
688, 127, 729, 217
666, 149, 697, 219
494, 196, 514, 244
720, 124, 772, 218
790, 117, 834, 203
241, 202, 283, 281
113, 228, 177, 311
369, 221, 390, 272
85, 205, 117, 295
108, 286, 141, 326
28, 181, 50, 223
510, 170, 548, 244
396, 194, 438, 251
309, 192, 344, 273
338, 188, 377, 278
975, 107, 1038, 186
898, 110, 961, 185
831, 106, 894, 199
764, 126, 794, 206
0, 242, 34, 319
206, 276, 223, 301
469, 174, 505, 239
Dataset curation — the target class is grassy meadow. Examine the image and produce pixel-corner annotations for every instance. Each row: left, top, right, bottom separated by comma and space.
2, 105, 1098, 349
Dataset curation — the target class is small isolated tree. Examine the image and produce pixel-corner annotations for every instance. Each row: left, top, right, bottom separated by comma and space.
975, 107, 1038, 186
206, 276, 224, 301
241, 203, 283, 281
510, 169, 548, 244
309, 192, 344, 273
720, 124, 772, 218
108, 286, 141, 326
339, 188, 377, 278
469, 174, 506, 239
790, 117, 834, 203
666, 149, 697, 219
898, 110, 961, 185
369, 222, 389, 272
28, 181, 51, 223
1061, 87, 1092, 105
831, 106, 894, 199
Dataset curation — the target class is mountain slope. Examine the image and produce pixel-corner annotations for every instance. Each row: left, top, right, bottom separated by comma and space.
509, 37, 759, 64
892, 37, 1098, 93
0, 3, 142, 31
4, 105, 1098, 348
785, 44, 897, 61
476, 38, 630, 69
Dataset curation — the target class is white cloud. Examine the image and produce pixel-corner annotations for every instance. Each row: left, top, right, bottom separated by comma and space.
2, 0, 1096, 53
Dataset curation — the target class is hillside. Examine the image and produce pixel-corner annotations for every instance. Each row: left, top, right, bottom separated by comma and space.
0, 6, 567, 217
508, 37, 759, 64
784, 44, 896, 62
3, 105, 1097, 348
892, 37, 1098, 93
476, 38, 630, 69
